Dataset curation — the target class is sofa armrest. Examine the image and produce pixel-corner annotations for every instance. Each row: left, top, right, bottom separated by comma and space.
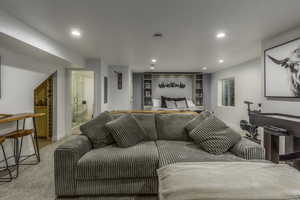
230, 137, 265, 160
54, 135, 92, 197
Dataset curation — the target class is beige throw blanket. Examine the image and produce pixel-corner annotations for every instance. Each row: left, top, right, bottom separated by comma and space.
158, 162, 300, 200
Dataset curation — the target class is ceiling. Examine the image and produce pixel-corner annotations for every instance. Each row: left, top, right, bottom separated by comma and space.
1, 0, 300, 72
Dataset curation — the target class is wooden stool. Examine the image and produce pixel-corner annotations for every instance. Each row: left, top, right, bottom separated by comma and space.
0, 113, 44, 178
0, 137, 12, 182
6, 129, 39, 178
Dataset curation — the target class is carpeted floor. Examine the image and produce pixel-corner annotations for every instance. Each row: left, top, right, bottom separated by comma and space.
0, 137, 158, 200
0, 138, 62, 200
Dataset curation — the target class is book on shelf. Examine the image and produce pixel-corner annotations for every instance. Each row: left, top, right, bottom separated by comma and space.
144, 83, 151, 89
145, 90, 151, 97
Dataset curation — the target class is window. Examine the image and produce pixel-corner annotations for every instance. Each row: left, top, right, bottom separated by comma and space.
220, 78, 235, 107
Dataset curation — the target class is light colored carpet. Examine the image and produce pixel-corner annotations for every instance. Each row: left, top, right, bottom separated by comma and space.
0, 138, 61, 200
0, 137, 158, 200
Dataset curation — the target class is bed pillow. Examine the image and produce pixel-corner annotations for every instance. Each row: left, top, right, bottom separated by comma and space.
176, 100, 188, 108
189, 116, 241, 154
184, 111, 211, 133
186, 99, 196, 108
161, 96, 187, 108
80, 111, 114, 148
152, 98, 161, 107
166, 100, 177, 109
105, 114, 146, 147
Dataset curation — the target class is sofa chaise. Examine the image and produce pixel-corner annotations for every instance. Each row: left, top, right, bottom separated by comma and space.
54, 112, 264, 199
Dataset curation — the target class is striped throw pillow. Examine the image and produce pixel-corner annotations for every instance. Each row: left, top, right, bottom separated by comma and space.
80, 111, 114, 148
105, 114, 146, 147
189, 116, 241, 154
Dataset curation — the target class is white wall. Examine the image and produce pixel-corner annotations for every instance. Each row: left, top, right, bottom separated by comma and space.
203, 74, 212, 110
84, 59, 102, 115
108, 65, 132, 110
152, 76, 193, 99
0, 47, 69, 163
210, 59, 262, 131
210, 26, 300, 154
132, 73, 143, 110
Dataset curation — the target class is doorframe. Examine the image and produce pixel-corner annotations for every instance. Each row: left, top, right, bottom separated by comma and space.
66, 69, 97, 132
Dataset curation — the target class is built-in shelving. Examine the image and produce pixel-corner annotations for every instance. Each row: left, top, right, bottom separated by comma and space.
143, 73, 153, 109
194, 73, 203, 106
141, 72, 204, 109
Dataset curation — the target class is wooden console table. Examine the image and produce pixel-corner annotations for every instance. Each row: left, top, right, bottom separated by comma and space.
249, 112, 300, 169
0, 113, 45, 162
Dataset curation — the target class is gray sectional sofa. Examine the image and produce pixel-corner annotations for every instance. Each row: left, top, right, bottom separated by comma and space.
54, 113, 264, 199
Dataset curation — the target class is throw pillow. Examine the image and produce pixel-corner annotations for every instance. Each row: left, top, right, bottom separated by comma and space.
166, 100, 177, 109
189, 116, 241, 154
161, 96, 187, 108
105, 114, 146, 147
186, 99, 196, 108
176, 100, 188, 108
184, 111, 211, 133
152, 98, 161, 107
80, 111, 114, 148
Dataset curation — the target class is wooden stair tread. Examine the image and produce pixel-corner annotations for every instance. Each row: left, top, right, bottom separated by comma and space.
6, 129, 34, 138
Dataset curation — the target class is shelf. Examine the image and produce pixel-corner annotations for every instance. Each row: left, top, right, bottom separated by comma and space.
194, 73, 204, 107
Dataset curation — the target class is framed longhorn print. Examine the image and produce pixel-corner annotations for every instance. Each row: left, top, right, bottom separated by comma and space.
264, 37, 300, 97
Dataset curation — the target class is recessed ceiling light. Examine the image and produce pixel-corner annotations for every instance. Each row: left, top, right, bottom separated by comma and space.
216, 32, 226, 39
202, 67, 207, 70
151, 58, 157, 63
153, 32, 163, 39
150, 66, 155, 70
71, 29, 81, 38
219, 59, 224, 63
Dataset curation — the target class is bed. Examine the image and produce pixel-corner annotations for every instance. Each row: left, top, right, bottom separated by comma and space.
151, 97, 204, 112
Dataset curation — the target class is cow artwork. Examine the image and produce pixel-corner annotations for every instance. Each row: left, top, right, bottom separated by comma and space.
267, 47, 300, 96
265, 38, 300, 97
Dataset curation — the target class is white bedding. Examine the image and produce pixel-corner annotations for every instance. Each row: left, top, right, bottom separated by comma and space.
151, 106, 203, 112
158, 162, 300, 200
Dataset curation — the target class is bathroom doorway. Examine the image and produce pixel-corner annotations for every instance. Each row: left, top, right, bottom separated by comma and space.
71, 71, 95, 128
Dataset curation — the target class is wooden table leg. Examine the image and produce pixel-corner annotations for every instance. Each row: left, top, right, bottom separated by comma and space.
264, 133, 271, 160
32, 117, 40, 162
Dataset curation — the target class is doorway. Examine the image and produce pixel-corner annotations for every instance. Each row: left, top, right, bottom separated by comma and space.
71, 71, 95, 129
34, 74, 54, 148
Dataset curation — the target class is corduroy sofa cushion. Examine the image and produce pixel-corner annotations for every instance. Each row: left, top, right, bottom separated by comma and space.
133, 113, 158, 141
80, 111, 114, 148
111, 113, 158, 141
105, 114, 146, 147
184, 110, 211, 133
76, 141, 159, 180
190, 116, 241, 154
156, 113, 197, 141
156, 140, 244, 167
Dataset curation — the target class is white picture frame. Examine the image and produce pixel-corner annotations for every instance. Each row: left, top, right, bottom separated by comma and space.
264, 37, 300, 98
